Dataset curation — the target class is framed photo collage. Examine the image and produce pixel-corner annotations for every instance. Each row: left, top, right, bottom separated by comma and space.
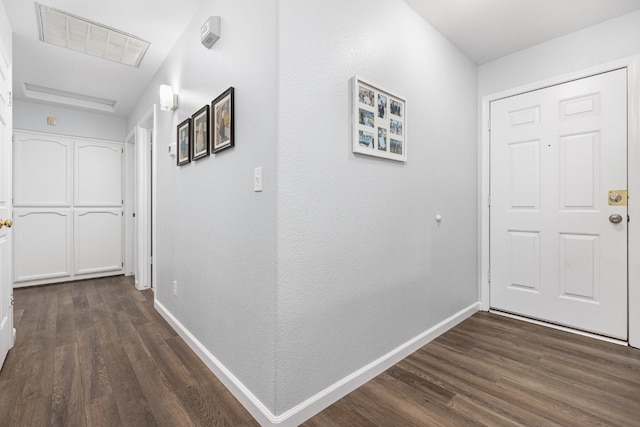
352, 76, 406, 162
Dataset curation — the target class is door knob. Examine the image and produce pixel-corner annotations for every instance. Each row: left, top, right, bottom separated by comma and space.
3, 219, 12, 228
609, 214, 623, 224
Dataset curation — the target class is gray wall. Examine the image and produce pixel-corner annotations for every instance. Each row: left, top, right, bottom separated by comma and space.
0, 0, 10, 58
128, 0, 479, 418
479, 11, 640, 96
127, 0, 279, 412
274, 0, 478, 415
13, 100, 126, 141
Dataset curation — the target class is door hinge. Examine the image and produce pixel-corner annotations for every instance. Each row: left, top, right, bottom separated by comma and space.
487, 270, 491, 283
488, 118, 491, 131
487, 194, 491, 207
8, 91, 12, 107
121, 262, 124, 267
150, 256, 153, 265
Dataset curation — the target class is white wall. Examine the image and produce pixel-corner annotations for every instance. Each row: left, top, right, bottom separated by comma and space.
0, 0, 10, 58
127, 0, 278, 413
479, 11, 640, 96
275, 0, 478, 415
13, 100, 126, 142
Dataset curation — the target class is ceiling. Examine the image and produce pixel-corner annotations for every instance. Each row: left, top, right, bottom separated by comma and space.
3, 0, 204, 118
4, 1, 640, 118
403, 0, 640, 64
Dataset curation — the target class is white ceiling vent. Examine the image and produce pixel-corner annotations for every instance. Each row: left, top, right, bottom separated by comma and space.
36, 3, 150, 68
24, 83, 118, 113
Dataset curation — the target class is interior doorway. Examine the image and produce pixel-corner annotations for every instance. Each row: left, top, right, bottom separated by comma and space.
125, 106, 156, 290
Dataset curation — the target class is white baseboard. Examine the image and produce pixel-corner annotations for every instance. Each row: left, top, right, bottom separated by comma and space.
13, 270, 125, 288
154, 299, 479, 426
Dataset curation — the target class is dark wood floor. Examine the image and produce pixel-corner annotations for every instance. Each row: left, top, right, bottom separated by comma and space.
1, 276, 640, 426
306, 313, 640, 427
0, 276, 258, 427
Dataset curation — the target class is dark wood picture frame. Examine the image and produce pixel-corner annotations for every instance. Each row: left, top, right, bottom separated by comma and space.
177, 118, 191, 166
191, 105, 210, 160
212, 87, 234, 153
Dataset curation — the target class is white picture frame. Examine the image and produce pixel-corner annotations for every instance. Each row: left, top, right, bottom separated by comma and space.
352, 76, 407, 162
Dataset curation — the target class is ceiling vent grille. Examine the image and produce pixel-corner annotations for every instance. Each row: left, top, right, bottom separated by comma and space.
36, 3, 150, 68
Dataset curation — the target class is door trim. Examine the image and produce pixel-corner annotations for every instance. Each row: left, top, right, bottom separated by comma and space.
479, 55, 640, 348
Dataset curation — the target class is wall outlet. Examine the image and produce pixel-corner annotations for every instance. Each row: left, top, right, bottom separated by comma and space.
173, 280, 178, 296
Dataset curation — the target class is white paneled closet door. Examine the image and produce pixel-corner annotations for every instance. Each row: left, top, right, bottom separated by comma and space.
13, 131, 124, 287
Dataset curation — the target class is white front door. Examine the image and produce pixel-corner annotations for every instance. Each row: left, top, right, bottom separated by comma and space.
490, 69, 628, 340
0, 41, 13, 367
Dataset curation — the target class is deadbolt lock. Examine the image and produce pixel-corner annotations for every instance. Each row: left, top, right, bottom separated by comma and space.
608, 190, 627, 206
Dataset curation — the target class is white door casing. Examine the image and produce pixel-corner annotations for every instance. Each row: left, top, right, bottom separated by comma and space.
0, 34, 12, 368
489, 69, 628, 340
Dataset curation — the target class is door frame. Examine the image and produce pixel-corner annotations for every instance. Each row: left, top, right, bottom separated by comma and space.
479, 56, 640, 348
125, 105, 157, 290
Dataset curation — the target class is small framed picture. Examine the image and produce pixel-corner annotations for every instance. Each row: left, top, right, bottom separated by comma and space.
177, 118, 191, 166
352, 76, 406, 162
212, 87, 234, 153
192, 105, 210, 160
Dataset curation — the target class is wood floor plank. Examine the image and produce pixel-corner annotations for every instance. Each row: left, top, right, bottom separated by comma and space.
85, 394, 122, 427
134, 323, 196, 391
77, 327, 113, 403
10, 395, 51, 427
19, 331, 55, 401
101, 342, 157, 427
51, 343, 86, 427
130, 358, 195, 427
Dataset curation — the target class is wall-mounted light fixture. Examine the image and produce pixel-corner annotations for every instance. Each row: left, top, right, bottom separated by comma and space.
159, 84, 178, 111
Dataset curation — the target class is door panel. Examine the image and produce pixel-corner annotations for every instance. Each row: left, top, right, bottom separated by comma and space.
75, 209, 122, 275
490, 69, 628, 339
13, 209, 72, 282
13, 135, 72, 206
75, 141, 122, 207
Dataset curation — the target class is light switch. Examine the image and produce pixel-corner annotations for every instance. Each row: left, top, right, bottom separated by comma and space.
254, 167, 263, 192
